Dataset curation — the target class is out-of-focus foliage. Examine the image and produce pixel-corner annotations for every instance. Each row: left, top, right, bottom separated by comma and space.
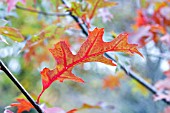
0, 26, 24, 42
1, 0, 170, 113
102, 70, 125, 90
10, 99, 34, 113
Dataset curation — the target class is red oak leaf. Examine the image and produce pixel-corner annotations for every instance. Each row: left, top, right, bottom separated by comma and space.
37, 28, 142, 103
10, 99, 34, 113
6, 0, 26, 12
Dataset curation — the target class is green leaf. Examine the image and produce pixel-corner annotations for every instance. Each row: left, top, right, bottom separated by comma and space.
140, 0, 147, 7
70, 2, 84, 17
0, 26, 24, 42
30, 25, 58, 43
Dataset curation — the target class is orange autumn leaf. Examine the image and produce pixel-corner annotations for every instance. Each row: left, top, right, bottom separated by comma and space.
78, 103, 101, 110
10, 99, 34, 113
37, 28, 142, 103
67, 109, 78, 113
67, 102, 114, 113
67, 103, 101, 113
150, 25, 166, 34
103, 70, 125, 90
23, 41, 50, 66
135, 9, 149, 27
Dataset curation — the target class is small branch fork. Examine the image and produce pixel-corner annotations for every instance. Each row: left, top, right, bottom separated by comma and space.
0, 60, 43, 113
61, 0, 170, 105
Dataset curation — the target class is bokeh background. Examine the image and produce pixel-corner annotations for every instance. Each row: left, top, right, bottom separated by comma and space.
0, 0, 170, 113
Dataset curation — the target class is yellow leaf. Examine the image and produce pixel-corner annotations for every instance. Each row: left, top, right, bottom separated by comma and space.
129, 78, 150, 97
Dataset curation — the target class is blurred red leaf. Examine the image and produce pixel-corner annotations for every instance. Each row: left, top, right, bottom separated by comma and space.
103, 75, 120, 90
129, 26, 152, 47
10, 99, 34, 113
135, 9, 149, 27
67, 109, 77, 113
103, 71, 124, 90
129, 25, 165, 47
23, 41, 50, 66
152, 5, 170, 27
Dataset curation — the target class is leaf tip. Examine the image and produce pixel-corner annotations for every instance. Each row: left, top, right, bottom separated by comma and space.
122, 33, 143, 57
75, 77, 85, 83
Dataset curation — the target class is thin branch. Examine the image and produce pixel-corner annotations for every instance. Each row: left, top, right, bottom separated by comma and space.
0, 60, 43, 113
61, 0, 170, 105
16, 5, 69, 16
61, 0, 88, 36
